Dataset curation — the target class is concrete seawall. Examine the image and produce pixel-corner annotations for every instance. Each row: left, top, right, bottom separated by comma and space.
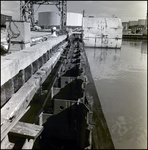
81, 42, 115, 149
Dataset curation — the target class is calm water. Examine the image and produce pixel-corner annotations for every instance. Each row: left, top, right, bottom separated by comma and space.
85, 40, 147, 149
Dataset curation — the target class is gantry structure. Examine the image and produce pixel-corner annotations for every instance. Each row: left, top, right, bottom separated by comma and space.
20, 0, 67, 32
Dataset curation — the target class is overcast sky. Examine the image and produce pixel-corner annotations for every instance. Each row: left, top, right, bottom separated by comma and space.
1, 1, 147, 22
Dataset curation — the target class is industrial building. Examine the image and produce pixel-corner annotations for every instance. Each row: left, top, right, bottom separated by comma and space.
129, 21, 138, 34
122, 22, 129, 30
143, 18, 147, 35
137, 19, 146, 34
122, 19, 147, 34
38, 12, 82, 29
38, 12, 60, 29
122, 22, 130, 34
129, 20, 146, 34
129, 20, 138, 27
138, 19, 146, 26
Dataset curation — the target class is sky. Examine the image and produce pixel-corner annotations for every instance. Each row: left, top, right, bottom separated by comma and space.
1, 1, 147, 22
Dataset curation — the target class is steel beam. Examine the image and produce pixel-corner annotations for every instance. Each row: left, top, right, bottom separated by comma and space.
20, 0, 67, 32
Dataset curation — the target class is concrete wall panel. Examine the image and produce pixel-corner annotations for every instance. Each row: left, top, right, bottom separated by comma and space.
83, 15, 123, 48
67, 12, 82, 26
6, 21, 30, 43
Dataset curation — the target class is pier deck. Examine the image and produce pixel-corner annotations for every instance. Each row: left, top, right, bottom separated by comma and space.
30, 31, 51, 38
1, 32, 114, 149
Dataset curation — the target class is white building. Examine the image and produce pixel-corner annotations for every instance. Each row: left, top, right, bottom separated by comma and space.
38, 12, 83, 29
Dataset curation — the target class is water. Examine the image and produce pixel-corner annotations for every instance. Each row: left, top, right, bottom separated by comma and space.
85, 40, 147, 149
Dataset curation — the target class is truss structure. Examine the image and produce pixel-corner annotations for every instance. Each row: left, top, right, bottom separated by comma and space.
20, 0, 67, 32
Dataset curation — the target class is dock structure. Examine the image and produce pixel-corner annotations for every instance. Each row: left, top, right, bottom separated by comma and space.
1, 31, 115, 149
1, 33, 68, 149
1, 32, 114, 149
1, 12, 119, 150
122, 33, 147, 39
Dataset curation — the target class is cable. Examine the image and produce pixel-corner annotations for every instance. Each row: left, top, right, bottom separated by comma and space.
6, 20, 21, 52
7, 20, 21, 39
34, 4, 41, 15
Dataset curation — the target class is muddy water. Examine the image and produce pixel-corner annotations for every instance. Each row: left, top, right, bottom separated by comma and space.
85, 40, 147, 149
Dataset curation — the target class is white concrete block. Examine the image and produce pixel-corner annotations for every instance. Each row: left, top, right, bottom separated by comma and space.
83, 37, 122, 48
6, 21, 30, 43
83, 15, 123, 48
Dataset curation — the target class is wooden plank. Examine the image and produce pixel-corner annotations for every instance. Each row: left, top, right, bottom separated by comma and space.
39, 112, 53, 126
10, 122, 43, 139
1, 134, 15, 149
1, 35, 67, 86
1, 106, 30, 141
1, 43, 67, 141
22, 139, 34, 149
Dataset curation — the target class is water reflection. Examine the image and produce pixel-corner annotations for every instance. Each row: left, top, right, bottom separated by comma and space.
85, 40, 147, 149
93, 48, 121, 62
108, 115, 147, 149
141, 41, 147, 54
86, 47, 121, 80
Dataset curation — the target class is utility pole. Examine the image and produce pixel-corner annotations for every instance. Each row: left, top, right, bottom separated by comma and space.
83, 10, 85, 17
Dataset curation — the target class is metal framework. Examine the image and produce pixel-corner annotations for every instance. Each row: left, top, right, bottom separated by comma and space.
20, 0, 67, 32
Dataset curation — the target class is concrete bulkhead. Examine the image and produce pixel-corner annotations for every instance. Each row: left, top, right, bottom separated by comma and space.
83, 14, 123, 48
67, 12, 83, 27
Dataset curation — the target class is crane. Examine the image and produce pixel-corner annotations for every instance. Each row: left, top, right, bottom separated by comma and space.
20, 0, 67, 33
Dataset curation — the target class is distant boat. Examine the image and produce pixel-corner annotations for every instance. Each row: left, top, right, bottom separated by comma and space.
83, 14, 123, 48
